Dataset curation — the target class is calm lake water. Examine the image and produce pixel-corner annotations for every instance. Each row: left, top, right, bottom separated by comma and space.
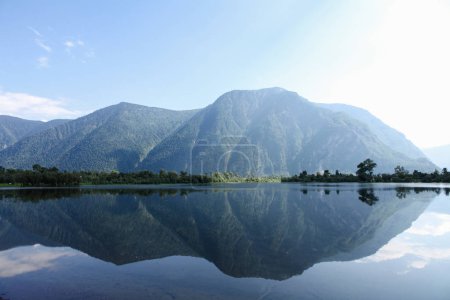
0, 183, 449, 300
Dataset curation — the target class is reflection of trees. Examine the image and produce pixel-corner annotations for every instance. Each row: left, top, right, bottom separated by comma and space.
395, 187, 447, 199
358, 189, 379, 206
395, 187, 410, 199
0, 188, 198, 202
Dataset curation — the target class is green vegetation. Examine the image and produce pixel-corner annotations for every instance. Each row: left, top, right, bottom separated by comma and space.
0, 165, 81, 187
1, 159, 449, 187
282, 159, 450, 183
0, 165, 280, 187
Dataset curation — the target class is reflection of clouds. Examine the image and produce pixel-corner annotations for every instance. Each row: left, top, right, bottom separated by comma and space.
357, 211, 450, 272
0, 245, 78, 278
406, 212, 450, 236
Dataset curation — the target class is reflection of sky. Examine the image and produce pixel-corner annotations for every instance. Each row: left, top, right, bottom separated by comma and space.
0, 245, 80, 277
357, 195, 450, 273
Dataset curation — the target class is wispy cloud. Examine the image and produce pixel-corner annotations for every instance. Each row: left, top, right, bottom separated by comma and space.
29, 26, 52, 53
35, 38, 52, 53
28, 26, 53, 68
64, 38, 95, 62
27, 26, 42, 37
37, 56, 49, 68
28, 26, 95, 67
0, 90, 83, 120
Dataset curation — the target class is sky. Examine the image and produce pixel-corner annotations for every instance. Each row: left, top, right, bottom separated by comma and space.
0, 0, 449, 148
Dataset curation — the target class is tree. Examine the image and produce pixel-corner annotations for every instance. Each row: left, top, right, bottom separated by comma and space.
32, 164, 45, 173
356, 159, 377, 181
394, 165, 409, 177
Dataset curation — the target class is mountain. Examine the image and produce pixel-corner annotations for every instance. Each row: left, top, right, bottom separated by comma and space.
0, 185, 434, 280
423, 144, 450, 169
0, 116, 69, 150
139, 88, 436, 174
317, 103, 426, 159
0, 88, 436, 173
0, 103, 198, 171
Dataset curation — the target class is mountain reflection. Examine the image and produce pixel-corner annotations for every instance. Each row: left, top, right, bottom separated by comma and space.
0, 184, 442, 280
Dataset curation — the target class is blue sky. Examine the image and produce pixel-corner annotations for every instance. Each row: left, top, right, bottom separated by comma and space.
1, 0, 450, 148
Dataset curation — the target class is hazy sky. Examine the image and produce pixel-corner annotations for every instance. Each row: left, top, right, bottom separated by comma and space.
1, 0, 449, 148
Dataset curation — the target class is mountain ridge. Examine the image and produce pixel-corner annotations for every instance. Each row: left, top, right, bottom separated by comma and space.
0, 103, 199, 171
139, 88, 436, 174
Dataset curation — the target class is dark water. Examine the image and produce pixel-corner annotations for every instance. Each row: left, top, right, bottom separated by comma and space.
0, 183, 449, 300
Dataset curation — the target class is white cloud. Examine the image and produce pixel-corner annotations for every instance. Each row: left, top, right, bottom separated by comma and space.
63, 38, 94, 62
64, 40, 75, 48
37, 56, 49, 68
0, 91, 83, 120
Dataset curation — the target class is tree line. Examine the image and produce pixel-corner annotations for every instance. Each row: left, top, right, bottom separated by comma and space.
0, 165, 214, 187
282, 159, 450, 183
0, 165, 273, 187
1, 159, 450, 187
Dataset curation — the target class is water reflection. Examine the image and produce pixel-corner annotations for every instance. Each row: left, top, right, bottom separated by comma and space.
358, 199, 450, 275
0, 245, 78, 278
358, 188, 379, 205
0, 184, 444, 281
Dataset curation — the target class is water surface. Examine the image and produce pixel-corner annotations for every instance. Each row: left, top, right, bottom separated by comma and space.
0, 183, 449, 299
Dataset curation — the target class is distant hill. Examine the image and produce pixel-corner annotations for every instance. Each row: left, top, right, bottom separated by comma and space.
139, 88, 436, 174
0, 103, 198, 171
317, 103, 426, 160
423, 144, 450, 169
0, 115, 69, 150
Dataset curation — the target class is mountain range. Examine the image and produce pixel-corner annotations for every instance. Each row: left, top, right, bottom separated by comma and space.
0, 88, 437, 174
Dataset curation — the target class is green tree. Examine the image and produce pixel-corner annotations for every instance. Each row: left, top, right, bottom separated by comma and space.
356, 159, 377, 181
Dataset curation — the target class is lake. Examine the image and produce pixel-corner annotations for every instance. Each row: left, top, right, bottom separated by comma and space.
0, 183, 449, 300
